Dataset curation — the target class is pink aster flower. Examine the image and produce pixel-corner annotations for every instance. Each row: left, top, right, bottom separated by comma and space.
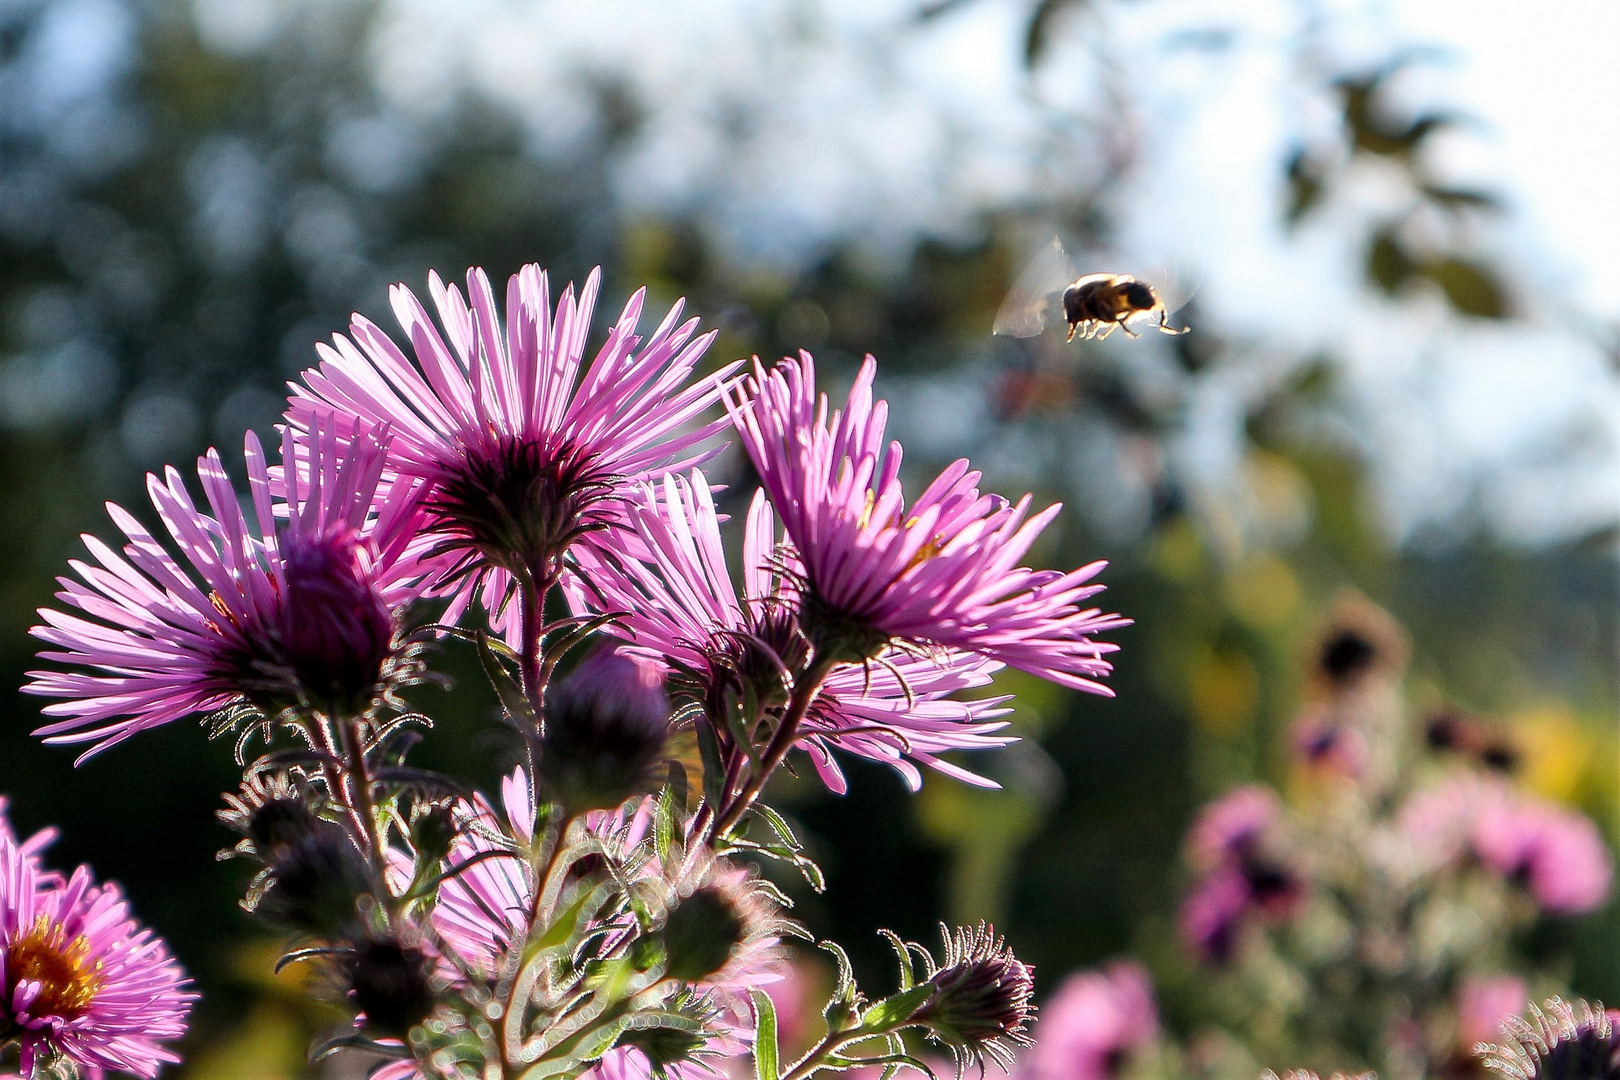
724, 353, 1126, 690
287, 264, 736, 643
565, 470, 1014, 792
387, 770, 780, 1080
0, 806, 194, 1077
423, 770, 784, 990
25, 420, 434, 757
1023, 961, 1158, 1080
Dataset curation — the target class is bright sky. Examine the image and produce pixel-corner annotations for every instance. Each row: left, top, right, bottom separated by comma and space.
190, 0, 1620, 545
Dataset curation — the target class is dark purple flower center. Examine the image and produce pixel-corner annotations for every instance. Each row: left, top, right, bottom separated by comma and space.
426, 435, 615, 584
1319, 629, 1377, 684
1533, 1024, 1620, 1080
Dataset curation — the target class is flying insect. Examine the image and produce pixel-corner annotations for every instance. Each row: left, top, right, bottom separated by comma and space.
993, 237, 1192, 342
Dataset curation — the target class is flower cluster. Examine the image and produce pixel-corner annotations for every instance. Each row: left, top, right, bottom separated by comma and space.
1169, 597, 1614, 1080
20, 264, 1083, 1080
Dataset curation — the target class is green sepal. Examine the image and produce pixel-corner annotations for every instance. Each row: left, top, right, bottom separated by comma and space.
858, 985, 932, 1035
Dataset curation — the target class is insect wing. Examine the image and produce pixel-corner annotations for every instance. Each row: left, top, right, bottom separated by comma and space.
993, 236, 1078, 338
1135, 250, 1202, 318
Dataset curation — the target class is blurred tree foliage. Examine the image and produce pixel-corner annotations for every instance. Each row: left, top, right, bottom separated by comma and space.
0, 1, 1611, 1076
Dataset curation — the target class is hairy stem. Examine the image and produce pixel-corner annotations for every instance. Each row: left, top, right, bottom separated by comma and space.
711, 656, 836, 837
781, 1029, 866, 1080
308, 719, 373, 856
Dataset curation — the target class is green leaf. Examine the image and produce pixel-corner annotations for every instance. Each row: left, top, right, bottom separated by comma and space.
654, 784, 679, 865
666, 760, 689, 809
477, 630, 537, 727
749, 803, 801, 851
819, 940, 857, 1009
878, 930, 914, 990
858, 986, 932, 1035
695, 716, 727, 811
751, 988, 781, 1080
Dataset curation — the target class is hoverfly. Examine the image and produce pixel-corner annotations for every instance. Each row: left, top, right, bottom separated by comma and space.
992, 237, 1192, 342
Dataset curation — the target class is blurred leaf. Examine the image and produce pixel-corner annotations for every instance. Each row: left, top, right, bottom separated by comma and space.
1186, 646, 1258, 736
1285, 148, 1327, 228
1366, 228, 1416, 294
1427, 257, 1509, 318
1025, 0, 1088, 67
1422, 185, 1504, 212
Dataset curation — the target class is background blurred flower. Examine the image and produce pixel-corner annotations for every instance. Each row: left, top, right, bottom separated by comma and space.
1022, 961, 1158, 1080
1457, 975, 1528, 1048
1473, 799, 1614, 915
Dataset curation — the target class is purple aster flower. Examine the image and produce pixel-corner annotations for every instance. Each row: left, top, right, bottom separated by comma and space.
1178, 867, 1250, 965
564, 470, 1015, 792
724, 353, 1126, 690
1400, 777, 1614, 914
1023, 961, 1159, 1080
0, 806, 194, 1077
1185, 786, 1279, 871
1482, 997, 1620, 1080
383, 771, 781, 1080
414, 770, 786, 993
24, 421, 433, 757
1473, 798, 1613, 915
287, 264, 736, 643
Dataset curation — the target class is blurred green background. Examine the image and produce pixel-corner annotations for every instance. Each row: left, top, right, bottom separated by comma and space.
0, 1, 1613, 1076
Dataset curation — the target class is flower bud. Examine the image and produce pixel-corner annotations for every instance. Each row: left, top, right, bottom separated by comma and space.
910, 924, 1034, 1073
619, 1026, 710, 1073
1480, 997, 1620, 1080
538, 649, 670, 811
410, 802, 457, 867
219, 773, 321, 860
251, 821, 373, 935
661, 885, 747, 984
345, 934, 435, 1038
279, 524, 396, 715
615, 993, 718, 1073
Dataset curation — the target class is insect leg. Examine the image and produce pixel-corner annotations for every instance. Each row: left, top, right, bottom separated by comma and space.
1094, 323, 1115, 341
1066, 323, 1079, 343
